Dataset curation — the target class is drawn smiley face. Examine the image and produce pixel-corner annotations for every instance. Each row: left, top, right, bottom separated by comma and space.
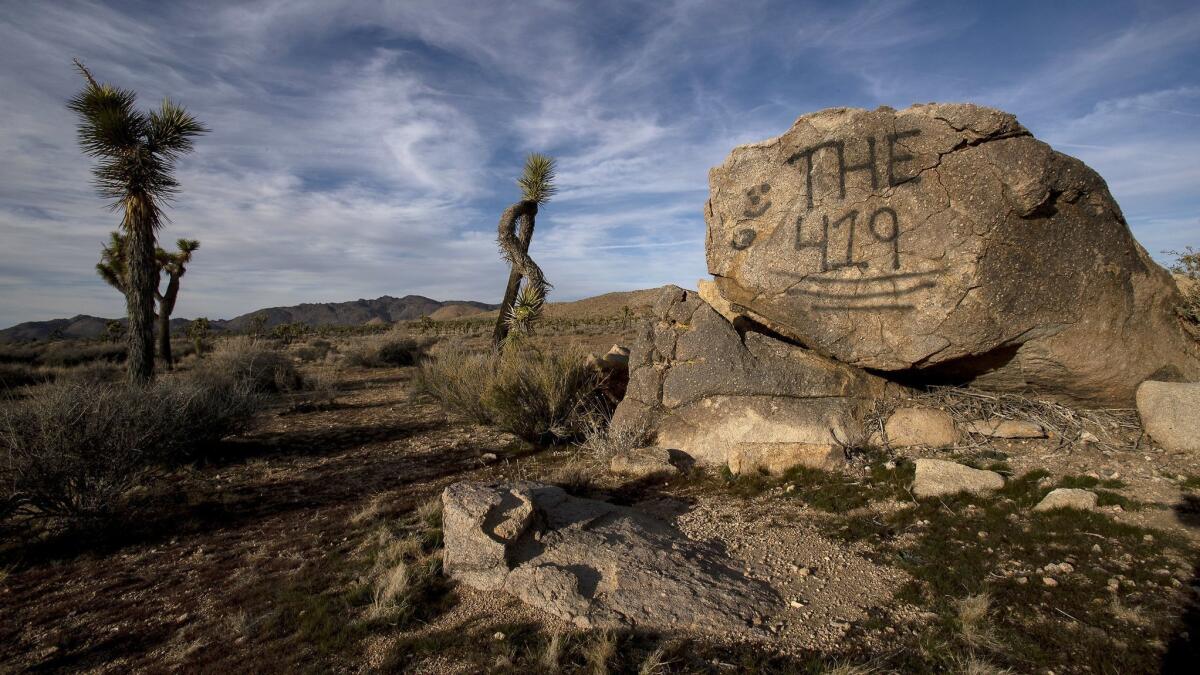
742, 183, 771, 218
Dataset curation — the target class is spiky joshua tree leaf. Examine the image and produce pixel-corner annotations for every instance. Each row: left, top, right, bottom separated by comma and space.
504, 283, 545, 341
518, 153, 557, 205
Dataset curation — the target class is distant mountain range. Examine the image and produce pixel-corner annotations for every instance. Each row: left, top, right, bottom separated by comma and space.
0, 295, 498, 342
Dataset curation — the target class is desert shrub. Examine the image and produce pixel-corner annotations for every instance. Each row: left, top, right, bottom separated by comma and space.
39, 341, 126, 368
1167, 246, 1200, 327
0, 363, 52, 391
54, 361, 123, 386
206, 337, 304, 393
343, 335, 429, 368
0, 374, 261, 523
376, 338, 426, 366
415, 348, 494, 424
417, 346, 607, 444
0, 344, 41, 365
483, 347, 606, 444
295, 337, 334, 363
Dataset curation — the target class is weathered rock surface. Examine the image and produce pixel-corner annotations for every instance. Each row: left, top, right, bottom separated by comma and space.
884, 407, 960, 448
963, 418, 1047, 439
609, 446, 680, 478
1136, 381, 1200, 452
611, 285, 897, 467
726, 442, 844, 476
441, 481, 779, 633
705, 103, 1200, 405
911, 459, 1004, 498
1034, 488, 1098, 512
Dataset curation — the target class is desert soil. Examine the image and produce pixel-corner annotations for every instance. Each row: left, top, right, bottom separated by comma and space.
2, 341, 1199, 673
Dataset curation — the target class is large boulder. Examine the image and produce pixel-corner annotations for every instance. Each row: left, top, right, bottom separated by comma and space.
441, 481, 779, 633
1136, 381, 1200, 452
705, 103, 1200, 405
611, 286, 897, 469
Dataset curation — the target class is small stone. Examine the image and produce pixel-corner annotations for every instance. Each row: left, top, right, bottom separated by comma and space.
1017, 577, 1028, 585
912, 459, 1004, 498
885, 408, 960, 448
1034, 488, 1098, 512
1059, 563, 1075, 574
796, 566, 812, 578
1144, 534, 1154, 542
1080, 431, 1100, 444
493, 632, 506, 640
789, 600, 804, 608
1042, 577, 1058, 587
1091, 544, 1102, 553
480, 453, 498, 464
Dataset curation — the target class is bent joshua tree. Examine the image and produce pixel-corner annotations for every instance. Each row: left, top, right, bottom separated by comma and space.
492, 153, 557, 348
70, 59, 207, 383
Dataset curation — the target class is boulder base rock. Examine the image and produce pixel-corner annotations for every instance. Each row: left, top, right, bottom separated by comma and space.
726, 442, 844, 476
1136, 381, 1200, 452
912, 459, 1004, 498
611, 286, 898, 467
609, 447, 679, 478
705, 103, 1200, 405
1034, 488, 1098, 512
441, 481, 778, 633
885, 407, 960, 448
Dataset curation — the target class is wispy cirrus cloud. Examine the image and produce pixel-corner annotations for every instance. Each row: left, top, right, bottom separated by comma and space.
0, 0, 1197, 327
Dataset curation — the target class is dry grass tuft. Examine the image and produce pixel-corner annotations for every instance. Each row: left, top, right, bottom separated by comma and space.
539, 630, 565, 671
583, 630, 616, 675
955, 593, 998, 649
579, 415, 653, 466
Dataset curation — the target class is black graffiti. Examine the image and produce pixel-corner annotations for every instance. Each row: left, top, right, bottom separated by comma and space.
730, 228, 757, 250
794, 206, 901, 272
886, 130, 921, 187
786, 130, 920, 210
742, 183, 772, 217
867, 207, 901, 270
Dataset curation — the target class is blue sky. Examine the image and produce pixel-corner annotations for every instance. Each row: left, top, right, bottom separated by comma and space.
1, 0, 1198, 326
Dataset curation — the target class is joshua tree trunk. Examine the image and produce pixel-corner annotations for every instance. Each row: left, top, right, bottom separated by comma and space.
156, 273, 180, 369
492, 201, 541, 347
125, 198, 157, 384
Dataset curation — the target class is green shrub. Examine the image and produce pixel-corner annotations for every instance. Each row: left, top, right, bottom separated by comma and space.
417, 346, 607, 444
343, 336, 429, 368
207, 337, 304, 393
0, 374, 261, 523
376, 338, 426, 367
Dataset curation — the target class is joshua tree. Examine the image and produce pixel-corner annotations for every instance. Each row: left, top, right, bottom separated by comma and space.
97, 231, 200, 368
155, 238, 200, 369
69, 59, 207, 383
492, 153, 557, 347
187, 317, 211, 358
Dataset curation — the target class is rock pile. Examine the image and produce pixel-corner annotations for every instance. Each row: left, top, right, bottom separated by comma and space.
610, 102, 1199, 472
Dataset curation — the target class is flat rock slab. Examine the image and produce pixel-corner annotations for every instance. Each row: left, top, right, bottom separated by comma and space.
1136, 381, 1200, 453
442, 481, 780, 634
912, 459, 1004, 498
1034, 488, 1098, 512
